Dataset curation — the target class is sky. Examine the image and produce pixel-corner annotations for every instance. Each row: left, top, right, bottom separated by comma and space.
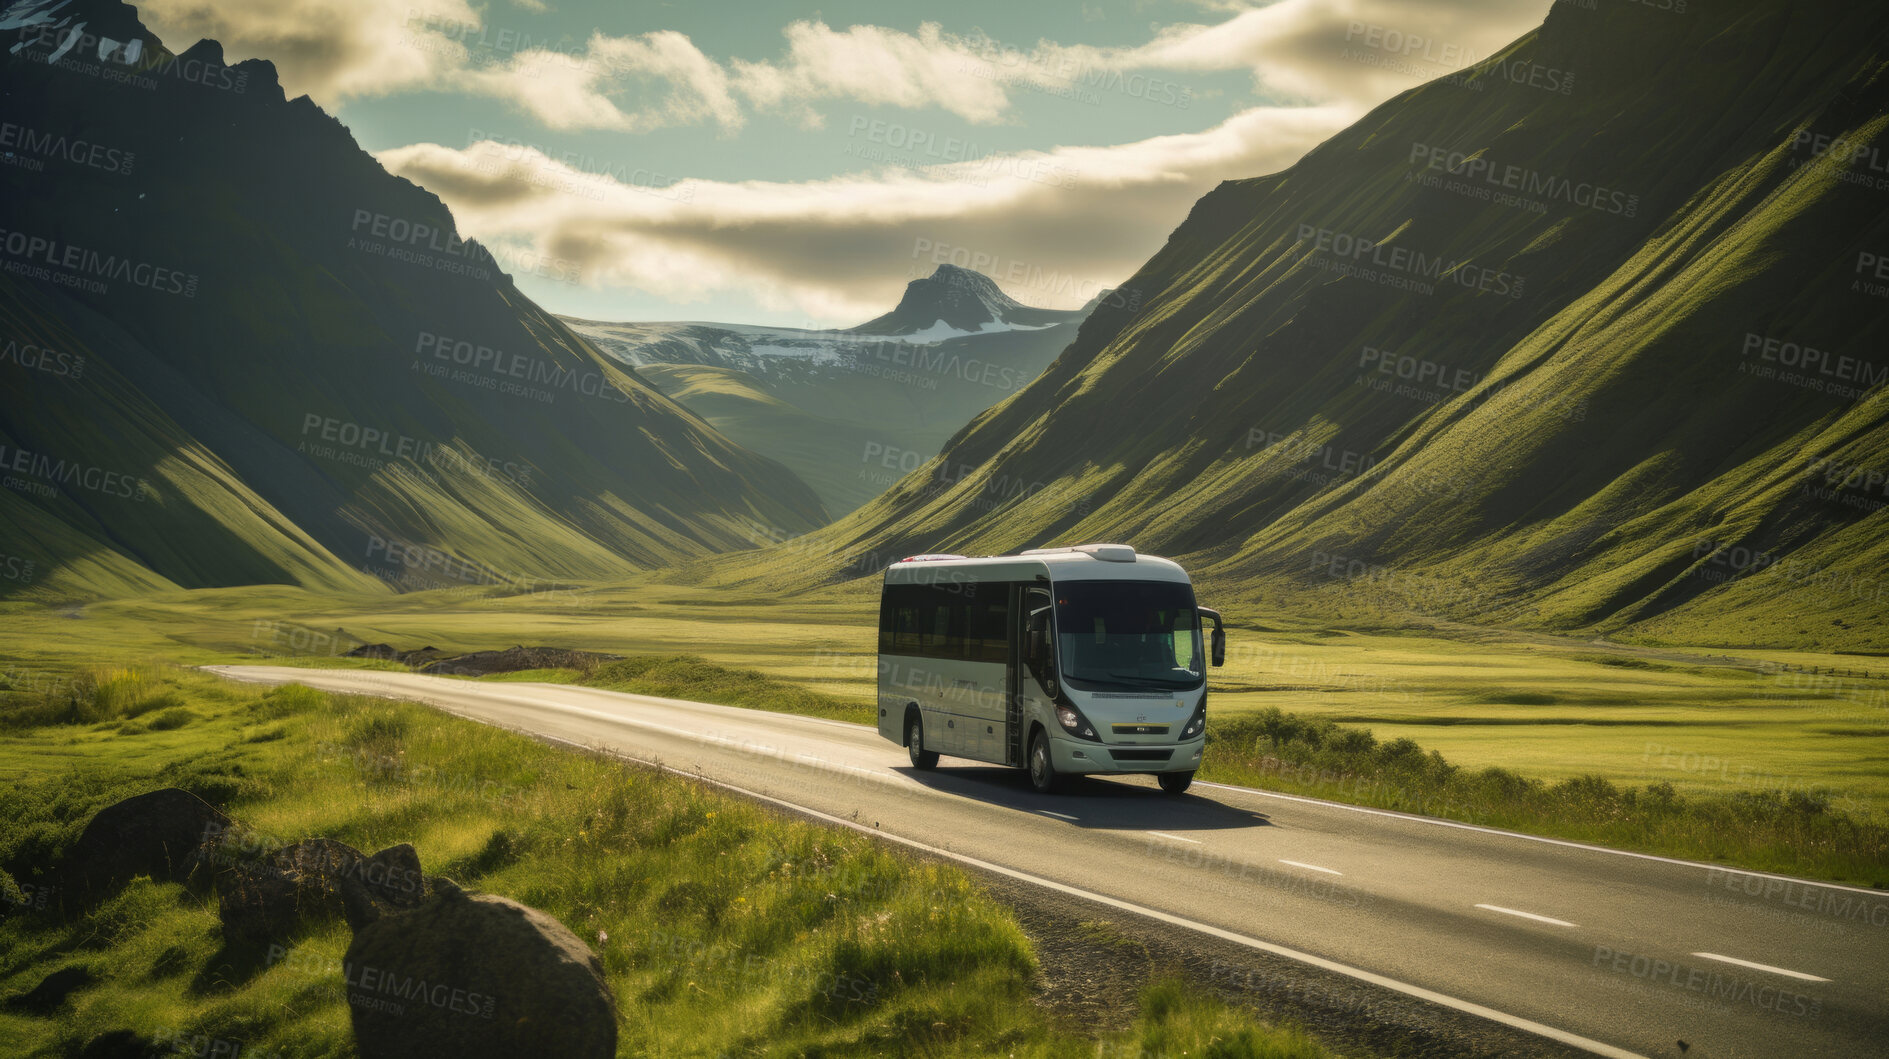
136, 0, 1557, 327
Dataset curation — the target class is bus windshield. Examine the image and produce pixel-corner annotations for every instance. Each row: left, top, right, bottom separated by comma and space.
1053, 580, 1204, 691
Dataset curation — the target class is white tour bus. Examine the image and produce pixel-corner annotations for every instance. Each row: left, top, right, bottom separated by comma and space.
876, 543, 1225, 794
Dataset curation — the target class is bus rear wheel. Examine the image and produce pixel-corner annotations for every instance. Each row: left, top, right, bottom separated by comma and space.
907, 714, 939, 769
1028, 730, 1062, 794
1158, 771, 1194, 795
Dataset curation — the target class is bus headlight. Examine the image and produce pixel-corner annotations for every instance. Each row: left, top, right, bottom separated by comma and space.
1181, 705, 1205, 739
1055, 703, 1100, 741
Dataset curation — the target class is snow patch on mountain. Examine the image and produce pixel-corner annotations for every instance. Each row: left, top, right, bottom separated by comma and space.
563, 265, 1087, 379
890, 319, 1057, 343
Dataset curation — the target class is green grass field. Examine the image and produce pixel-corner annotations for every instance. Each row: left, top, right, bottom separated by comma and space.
5, 577, 1885, 875
540, 653, 1879, 885
0, 665, 1344, 1058
1203, 626, 1889, 820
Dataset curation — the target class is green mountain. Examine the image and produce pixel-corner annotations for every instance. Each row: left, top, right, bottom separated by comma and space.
722, 0, 1889, 650
0, 0, 825, 602
565, 269, 1101, 517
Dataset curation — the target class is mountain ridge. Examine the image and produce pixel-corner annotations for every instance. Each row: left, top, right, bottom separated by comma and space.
707, 0, 1889, 650
0, 0, 826, 601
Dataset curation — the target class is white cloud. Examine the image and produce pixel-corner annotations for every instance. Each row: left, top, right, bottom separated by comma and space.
139, 0, 1551, 129
460, 30, 745, 133
377, 105, 1354, 324
452, 19, 1018, 133
137, 0, 480, 101
1032, 0, 1554, 107
731, 21, 1014, 126
134, 5, 1012, 131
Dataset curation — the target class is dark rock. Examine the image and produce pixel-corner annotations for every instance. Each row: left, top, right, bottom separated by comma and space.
217, 836, 431, 941
346, 644, 448, 666
216, 838, 364, 947
60, 788, 230, 904
202, 840, 431, 992
344, 888, 616, 1059
419, 646, 620, 676
340, 843, 428, 930
5, 965, 95, 1014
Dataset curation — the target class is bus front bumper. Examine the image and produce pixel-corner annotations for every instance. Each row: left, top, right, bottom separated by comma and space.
1050, 733, 1204, 776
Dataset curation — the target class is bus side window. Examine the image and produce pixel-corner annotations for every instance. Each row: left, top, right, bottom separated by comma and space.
887, 585, 925, 655
972, 601, 1008, 663
922, 600, 951, 653
901, 607, 924, 653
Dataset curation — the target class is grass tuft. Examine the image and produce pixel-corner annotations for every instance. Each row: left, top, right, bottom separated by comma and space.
144, 708, 202, 732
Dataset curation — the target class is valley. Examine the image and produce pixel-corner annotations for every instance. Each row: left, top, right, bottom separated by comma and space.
564, 266, 1103, 517
3, 0, 1886, 1056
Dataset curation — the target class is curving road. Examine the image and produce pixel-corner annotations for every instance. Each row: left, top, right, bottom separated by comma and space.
207, 666, 1889, 1059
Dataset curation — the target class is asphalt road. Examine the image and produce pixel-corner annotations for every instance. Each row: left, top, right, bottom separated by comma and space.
208, 666, 1889, 1059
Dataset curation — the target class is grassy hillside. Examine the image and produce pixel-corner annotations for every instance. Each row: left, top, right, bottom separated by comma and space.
700, 0, 1889, 651
634, 360, 938, 520
0, 2, 825, 604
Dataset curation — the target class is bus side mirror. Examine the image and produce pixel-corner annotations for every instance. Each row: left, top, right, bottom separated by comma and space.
1199, 607, 1225, 667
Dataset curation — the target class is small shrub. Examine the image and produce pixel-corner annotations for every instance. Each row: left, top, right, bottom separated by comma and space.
1475, 767, 1535, 802
1641, 782, 1685, 814
1377, 737, 1424, 763
83, 667, 152, 723
1785, 789, 1831, 816
1330, 728, 1376, 756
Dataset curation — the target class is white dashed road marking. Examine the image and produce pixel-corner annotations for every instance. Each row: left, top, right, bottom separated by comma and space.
1691, 952, 1831, 983
1475, 904, 1577, 928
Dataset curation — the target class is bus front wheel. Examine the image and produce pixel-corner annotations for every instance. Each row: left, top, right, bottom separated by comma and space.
1028, 730, 1062, 794
1158, 771, 1194, 795
907, 713, 939, 769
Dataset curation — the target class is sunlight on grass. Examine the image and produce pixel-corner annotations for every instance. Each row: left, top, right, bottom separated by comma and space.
0, 665, 1353, 1058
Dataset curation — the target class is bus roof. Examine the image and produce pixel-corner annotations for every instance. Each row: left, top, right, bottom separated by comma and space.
883, 544, 1191, 585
